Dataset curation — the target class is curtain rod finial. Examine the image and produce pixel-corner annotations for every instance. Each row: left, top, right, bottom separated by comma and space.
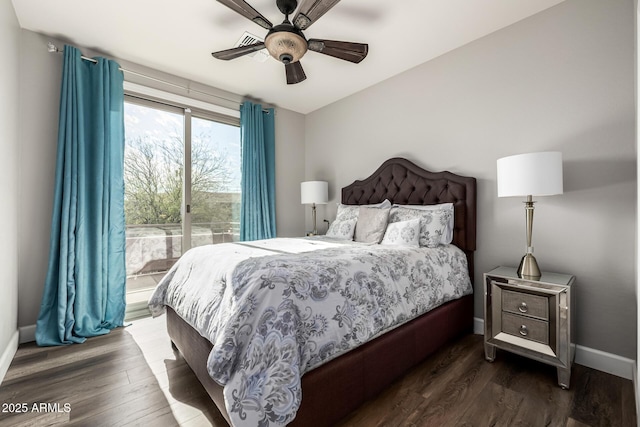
47, 42, 59, 53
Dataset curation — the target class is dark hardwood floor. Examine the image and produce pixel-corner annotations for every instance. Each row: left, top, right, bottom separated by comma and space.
0, 315, 635, 427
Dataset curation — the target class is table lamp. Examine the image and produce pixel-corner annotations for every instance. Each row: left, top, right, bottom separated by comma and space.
301, 181, 328, 235
497, 152, 563, 280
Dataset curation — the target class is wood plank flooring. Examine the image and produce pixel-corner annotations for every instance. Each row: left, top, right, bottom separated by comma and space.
0, 315, 635, 426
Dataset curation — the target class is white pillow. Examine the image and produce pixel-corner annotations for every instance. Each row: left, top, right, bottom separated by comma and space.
388, 206, 452, 248
391, 203, 454, 244
335, 199, 392, 222
381, 218, 420, 248
326, 219, 357, 240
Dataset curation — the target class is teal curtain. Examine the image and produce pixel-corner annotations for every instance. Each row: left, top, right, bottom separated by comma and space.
36, 45, 126, 346
240, 101, 276, 241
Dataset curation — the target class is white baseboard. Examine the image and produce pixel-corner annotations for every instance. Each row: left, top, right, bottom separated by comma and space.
0, 330, 19, 385
575, 344, 635, 380
19, 324, 36, 344
473, 317, 634, 380
473, 317, 484, 335
633, 362, 639, 425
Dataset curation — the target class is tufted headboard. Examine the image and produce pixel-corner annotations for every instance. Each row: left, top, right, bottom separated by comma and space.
342, 157, 477, 278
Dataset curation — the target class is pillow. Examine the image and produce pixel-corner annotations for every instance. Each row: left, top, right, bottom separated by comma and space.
335, 199, 392, 222
326, 219, 357, 240
354, 206, 390, 243
391, 203, 455, 244
380, 218, 421, 248
392, 203, 454, 243
389, 206, 452, 248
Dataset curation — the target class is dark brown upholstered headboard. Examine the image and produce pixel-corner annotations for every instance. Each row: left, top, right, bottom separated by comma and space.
342, 157, 477, 278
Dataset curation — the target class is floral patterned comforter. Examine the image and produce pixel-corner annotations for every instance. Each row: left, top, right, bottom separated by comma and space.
148, 237, 472, 427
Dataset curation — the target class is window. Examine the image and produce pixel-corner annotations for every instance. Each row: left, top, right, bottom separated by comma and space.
123, 95, 241, 313
189, 115, 241, 249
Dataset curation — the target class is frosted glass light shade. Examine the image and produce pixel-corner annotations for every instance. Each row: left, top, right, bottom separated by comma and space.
497, 152, 563, 197
301, 181, 328, 204
265, 31, 308, 63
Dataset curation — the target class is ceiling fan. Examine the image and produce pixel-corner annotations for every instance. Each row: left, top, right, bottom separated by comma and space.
211, 0, 369, 84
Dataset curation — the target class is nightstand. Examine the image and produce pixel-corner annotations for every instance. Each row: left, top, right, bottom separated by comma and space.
484, 266, 575, 389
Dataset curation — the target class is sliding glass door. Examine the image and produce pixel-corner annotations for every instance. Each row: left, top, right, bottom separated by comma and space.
189, 115, 241, 248
123, 96, 240, 311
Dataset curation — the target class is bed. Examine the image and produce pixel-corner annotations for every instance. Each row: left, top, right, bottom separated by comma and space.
150, 157, 477, 427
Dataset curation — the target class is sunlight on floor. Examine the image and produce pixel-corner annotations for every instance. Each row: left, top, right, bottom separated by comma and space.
125, 316, 222, 427
125, 272, 164, 321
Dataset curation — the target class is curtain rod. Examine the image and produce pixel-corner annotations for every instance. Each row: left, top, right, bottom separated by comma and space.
47, 42, 273, 112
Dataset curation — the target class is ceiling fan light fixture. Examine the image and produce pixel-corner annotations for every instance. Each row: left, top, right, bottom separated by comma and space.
264, 31, 308, 63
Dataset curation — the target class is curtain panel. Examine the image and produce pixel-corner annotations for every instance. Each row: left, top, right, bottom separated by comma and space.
240, 101, 276, 241
36, 46, 126, 346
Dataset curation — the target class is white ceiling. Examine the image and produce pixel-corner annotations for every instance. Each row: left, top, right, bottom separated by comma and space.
12, 0, 565, 114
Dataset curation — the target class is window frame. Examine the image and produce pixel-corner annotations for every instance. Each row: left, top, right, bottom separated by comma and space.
123, 92, 241, 252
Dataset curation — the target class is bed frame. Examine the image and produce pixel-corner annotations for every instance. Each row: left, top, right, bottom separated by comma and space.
166, 157, 477, 426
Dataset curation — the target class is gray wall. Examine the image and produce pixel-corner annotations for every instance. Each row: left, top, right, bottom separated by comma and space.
305, 0, 637, 358
16, 30, 306, 330
17, 31, 61, 332
635, 0, 639, 399
0, 0, 20, 377
274, 108, 306, 236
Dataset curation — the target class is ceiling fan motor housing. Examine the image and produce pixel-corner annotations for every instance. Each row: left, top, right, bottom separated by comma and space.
276, 0, 298, 15
264, 23, 308, 64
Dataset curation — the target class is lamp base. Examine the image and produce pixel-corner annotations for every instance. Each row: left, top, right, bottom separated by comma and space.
517, 253, 541, 280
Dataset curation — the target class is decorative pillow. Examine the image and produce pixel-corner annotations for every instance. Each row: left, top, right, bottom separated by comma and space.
391, 203, 455, 244
380, 218, 421, 248
335, 199, 392, 222
354, 206, 390, 243
389, 206, 452, 247
326, 219, 357, 240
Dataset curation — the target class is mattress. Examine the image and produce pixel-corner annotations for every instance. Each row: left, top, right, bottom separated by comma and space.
149, 236, 472, 427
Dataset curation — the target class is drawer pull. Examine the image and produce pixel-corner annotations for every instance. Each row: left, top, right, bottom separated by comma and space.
519, 325, 528, 336
518, 302, 528, 313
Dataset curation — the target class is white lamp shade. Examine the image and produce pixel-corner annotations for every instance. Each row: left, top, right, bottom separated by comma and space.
301, 181, 328, 205
497, 151, 563, 197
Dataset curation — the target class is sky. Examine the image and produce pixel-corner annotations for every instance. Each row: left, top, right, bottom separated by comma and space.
124, 101, 242, 191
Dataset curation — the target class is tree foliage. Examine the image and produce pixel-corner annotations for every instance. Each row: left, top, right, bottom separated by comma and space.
124, 133, 236, 226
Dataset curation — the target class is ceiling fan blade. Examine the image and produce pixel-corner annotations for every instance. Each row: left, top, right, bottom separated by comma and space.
212, 42, 266, 60
307, 39, 368, 63
293, 0, 341, 30
216, 0, 273, 29
285, 61, 307, 84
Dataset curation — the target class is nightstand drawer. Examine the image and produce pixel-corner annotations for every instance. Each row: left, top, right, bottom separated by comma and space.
501, 312, 548, 344
502, 289, 548, 320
